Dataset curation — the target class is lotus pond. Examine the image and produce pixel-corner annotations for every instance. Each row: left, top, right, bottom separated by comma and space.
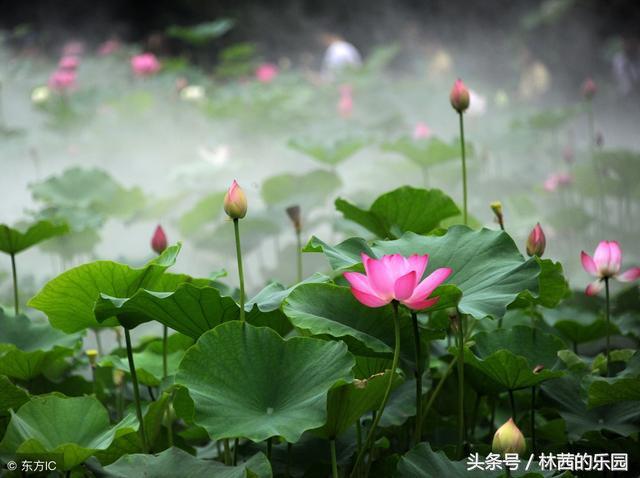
0, 12, 640, 478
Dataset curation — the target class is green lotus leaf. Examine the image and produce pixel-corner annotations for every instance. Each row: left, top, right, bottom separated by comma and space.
0, 375, 29, 414
588, 378, 640, 408
382, 136, 470, 168
178, 191, 226, 236
0, 220, 69, 255
545, 305, 617, 346
175, 321, 354, 443
0, 311, 82, 381
510, 258, 570, 309
463, 326, 565, 390
261, 170, 341, 209
28, 244, 184, 332
335, 187, 460, 239
167, 19, 235, 45
306, 226, 540, 319
288, 137, 366, 166
0, 395, 137, 470
102, 448, 271, 478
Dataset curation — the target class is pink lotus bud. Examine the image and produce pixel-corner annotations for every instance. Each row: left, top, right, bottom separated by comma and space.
151, 225, 168, 254
582, 78, 596, 100
224, 180, 248, 219
48, 69, 76, 92
256, 63, 278, 83
59, 56, 80, 71
526, 223, 546, 257
450, 78, 470, 113
413, 122, 432, 139
131, 53, 161, 77
492, 418, 526, 456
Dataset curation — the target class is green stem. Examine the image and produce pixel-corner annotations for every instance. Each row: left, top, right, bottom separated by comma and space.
286, 442, 292, 478
410, 312, 423, 445
420, 356, 457, 429
296, 230, 303, 283
233, 219, 246, 322
124, 328, 148, 453
166, 396, 174, 448
356, 419, 362, 455
458, 112, 468, 225
10, 253, 19, 315
224, 439, 231, 465
350, 301, 401, 477
605, 277, 610, 377
266, 437, 273, 461
330, 439, 339, 478
162, 325, 168, 379
233, 438, 239, 466
508, 390, 517, 420
456, 313, 465, 459
530, 386, 536, 456
94, 329, 103, 356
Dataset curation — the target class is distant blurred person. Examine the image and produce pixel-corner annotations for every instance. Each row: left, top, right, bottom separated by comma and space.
320, 33, 362, 78
517, 47, 551, 100
612, 36, 640, 97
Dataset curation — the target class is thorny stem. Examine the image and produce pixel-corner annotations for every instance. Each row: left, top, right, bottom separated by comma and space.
10, 253, 19, 315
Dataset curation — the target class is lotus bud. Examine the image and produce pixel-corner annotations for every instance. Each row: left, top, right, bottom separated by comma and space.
223, 180, 247, 219
582, 78, 596, 100
533, 364, 545, 374
286, 205, 302, 232
492, 418, 526, 456
490, 201, 504, 229
450, 79, 470, 113
151, 225, 168, 255
526, 223, 546, 257
86, 349, 98, 367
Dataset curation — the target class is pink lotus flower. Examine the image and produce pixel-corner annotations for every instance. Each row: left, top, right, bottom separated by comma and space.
582, 77, 596, 100
98, 39, 120, 56
131, 53, 161, 77
543, 172, 572, 192
256, 63, 278, 83
413, 122, 432, 139
450, 78, 470, 113
151, 225, 168, 254
581, 241, 640, 295
58, 56, 79, 71
344, 253, 452, 310
338, 85, 353, 118
48, 69, 76, 92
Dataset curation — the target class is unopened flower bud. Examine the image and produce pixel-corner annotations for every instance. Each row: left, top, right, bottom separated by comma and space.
86, 349, 98, 367
490, 201, 504, 229
450, 79, 470, 113
533, 364, 545, 374
223, 180, 247, 219
582, 78, 596, 100
286, 205, 302, 232
526, 223, 546, 257
151, 225, 168, 255
492, 418, 526, 456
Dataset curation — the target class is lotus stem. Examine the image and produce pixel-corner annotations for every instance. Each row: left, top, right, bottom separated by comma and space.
410, 311, 423, 445
456, 312, 465, 459
350, 301, 401, 477
162, 325, 168, 379
10, 253, 18, 315
124, 328, 148, 453
420, 356, 457, 430
233, 438, 239, 465
508, 389, 517, 420
166, 393, 174, 448
296, 229, 303, 283
604, 277, 611, 377
531, 386, 536, 455
224, 438, 231, 465
286, 442, 292, 478
233, 218, 246, 322
458, 112, 468, 225
94, 329, 103, 356
356, 419, 362, 455
266, 437, 273, 461
330, 439, 339, 478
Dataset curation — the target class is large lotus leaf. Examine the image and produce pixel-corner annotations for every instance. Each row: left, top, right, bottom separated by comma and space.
510, 258, 570, 309
382, 136, 469, 168
28, 244, 184, 332
102, 448, 271, 478
261, 170, 341, 209
95, 283, 239, 339
175, 321, 354, 443
545, 306, 617, 345
178, 191, 225, 236
335, 187, 459, 239
396, 442, 555, 478
0, 220, 69, 255
316, 369, 401, 439
0, 375, 29, 414
0, 312, 82, 381
0, 395, 137, 470
288, 137, 366, 166
463, 326, 565, 391
247, 274, 330, 313
588, 378, 640, 408
541, 374, 640, 440
306, 226, 540, 319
